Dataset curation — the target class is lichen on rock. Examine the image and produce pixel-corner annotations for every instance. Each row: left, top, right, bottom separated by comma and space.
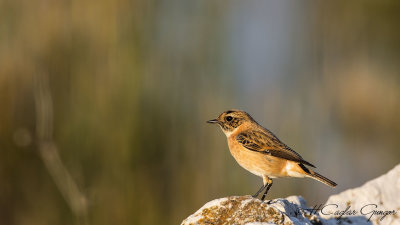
181, 195, 319, 225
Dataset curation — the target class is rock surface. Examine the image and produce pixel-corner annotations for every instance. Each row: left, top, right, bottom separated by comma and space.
181, 195, 319, 225
323, 164, 400, 225
181, 164, 400, 225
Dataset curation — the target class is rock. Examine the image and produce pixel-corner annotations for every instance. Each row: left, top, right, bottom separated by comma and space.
181, 195, 320, 225
323, 164, 400, 225
182, 164, 400, 225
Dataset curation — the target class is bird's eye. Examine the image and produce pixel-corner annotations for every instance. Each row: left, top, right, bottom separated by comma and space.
226, 116, 233, 122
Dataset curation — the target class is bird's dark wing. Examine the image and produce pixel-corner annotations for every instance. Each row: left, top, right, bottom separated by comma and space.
236, 130, 316, 168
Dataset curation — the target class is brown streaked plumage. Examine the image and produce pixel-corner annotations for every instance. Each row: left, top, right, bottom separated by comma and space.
207, 109, 337, 201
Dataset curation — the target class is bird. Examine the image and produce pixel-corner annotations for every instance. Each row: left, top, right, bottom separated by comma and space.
207, 109, 337, 201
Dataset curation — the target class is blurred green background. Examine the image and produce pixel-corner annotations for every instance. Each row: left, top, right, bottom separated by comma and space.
1, 1, 400, 224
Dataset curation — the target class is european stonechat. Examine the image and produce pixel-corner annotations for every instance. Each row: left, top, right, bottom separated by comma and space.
207, 110, 337, 201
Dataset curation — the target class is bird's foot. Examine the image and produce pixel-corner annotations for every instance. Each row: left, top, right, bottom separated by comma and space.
264, 199, 272, 204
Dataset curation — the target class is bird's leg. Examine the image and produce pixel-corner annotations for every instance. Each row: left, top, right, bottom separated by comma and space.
252, 184, 266, 198
261, 177, 273, 201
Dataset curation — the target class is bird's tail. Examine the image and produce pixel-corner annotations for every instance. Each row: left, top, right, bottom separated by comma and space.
309, 171, 337, 187
298, 164, 337, 187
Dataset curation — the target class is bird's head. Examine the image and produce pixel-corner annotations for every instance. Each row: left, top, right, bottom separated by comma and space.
207, 109, 255, 136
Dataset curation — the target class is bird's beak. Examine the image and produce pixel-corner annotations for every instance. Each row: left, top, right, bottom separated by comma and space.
207, 119, 219, 124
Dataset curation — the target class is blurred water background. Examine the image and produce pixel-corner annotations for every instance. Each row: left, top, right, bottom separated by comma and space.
1, 1, 400, 224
